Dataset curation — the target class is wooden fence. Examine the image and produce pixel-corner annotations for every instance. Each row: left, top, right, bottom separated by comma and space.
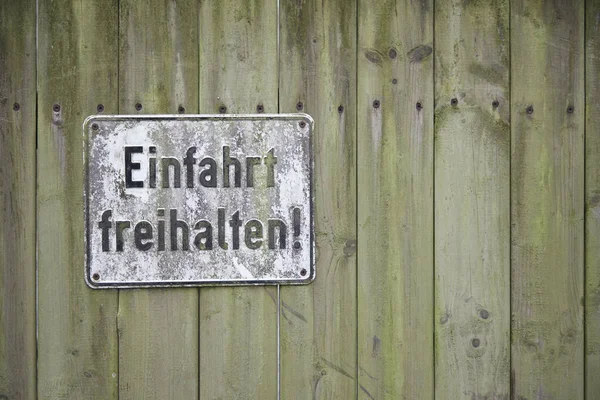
1, 0, 598, 398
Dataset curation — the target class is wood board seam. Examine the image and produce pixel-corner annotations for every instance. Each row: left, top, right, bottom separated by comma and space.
583, 1, 587, 396
508, 0, 513, 397
354, 2, 358, 399
432, 1, 436, 399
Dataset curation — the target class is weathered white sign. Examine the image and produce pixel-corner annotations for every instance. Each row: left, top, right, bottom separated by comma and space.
84, 115, 314, 288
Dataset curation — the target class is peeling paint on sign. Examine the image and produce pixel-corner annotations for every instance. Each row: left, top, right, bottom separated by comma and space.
83, 114, 314, 288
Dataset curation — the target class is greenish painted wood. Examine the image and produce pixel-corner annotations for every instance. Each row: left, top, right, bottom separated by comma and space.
586, 0, 600, 396
434, 1, 510, 398
37, 1, 119, 398
357, 1, 434, 398
279, 0, 357, 397
198, 1, 278, 398
0, 1, 36, 398
511, 0, 585, 398
117, 1, 199, 398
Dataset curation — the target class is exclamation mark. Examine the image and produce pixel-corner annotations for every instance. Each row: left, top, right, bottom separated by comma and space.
293, 207, 301, 249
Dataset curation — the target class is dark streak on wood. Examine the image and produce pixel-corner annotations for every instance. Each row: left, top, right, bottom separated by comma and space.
408, 44, 433, 63
371, 335, 381, 357
281, 301, 307, 323
320, 357, 354, 380
360, 384, 375, 400
364, 48, 384, 65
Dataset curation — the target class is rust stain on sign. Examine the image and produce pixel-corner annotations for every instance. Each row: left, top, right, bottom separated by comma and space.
83, 114, 314, 288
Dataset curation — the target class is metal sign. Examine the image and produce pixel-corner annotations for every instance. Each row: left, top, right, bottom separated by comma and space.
84, 114, 314, 288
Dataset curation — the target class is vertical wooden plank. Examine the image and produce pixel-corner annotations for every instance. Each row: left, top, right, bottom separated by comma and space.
586, 0, 600, 396
279, 0, 357, 397
0, 1, 36, 398
434, 1, 510, 398
37, 0, 119, 398
117, 1, 199, 398
198, 1, 278, 398
511, 0, 585, 398
357, 1, 434, 398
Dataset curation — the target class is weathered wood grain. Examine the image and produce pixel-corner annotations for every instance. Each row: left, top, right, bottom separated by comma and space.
434, 1, 510, 398
198, 1, 278, 398
117, 1, 199, 398
278, 0, 357, 397
37, 1, 119, 398
357, 0, 434, 398
0, 1, 36, 398
586, 0, 600, 396
511, 0, 585, 398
